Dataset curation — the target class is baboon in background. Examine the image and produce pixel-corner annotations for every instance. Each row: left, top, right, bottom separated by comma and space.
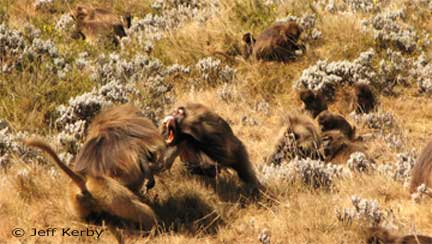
266, 114, 322, 165
317, 110, 356, 140
25, 105, 166, 229
160, 103, 262, 188
242, 33, 256, 59
299, 89, 328, 118
367, 227, 432, 244
242, 21, 305, 62
320, 130, 373, 165
410, 138, 432, 193
71, 5, 131, 45
351, 83, 377, 114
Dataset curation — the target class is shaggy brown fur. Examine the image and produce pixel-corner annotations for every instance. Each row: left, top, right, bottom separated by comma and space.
317, 110, 356, 140
299, 89, 328, 118
351, 83, 377, 114
266, 114, 322, 165
243, 21, 305, 62
25, 140, 158, 231
24, 105, 166, 229
27, 105, 165, 229
71, 5, 131, 45
74, 104, 166, 192
367, 227, 432, 244
410, 138, 432, 193
160, 103, 261, 187
320, 130, 373, 164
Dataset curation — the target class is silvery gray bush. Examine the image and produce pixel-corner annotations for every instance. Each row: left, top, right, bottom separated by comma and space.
54, 80, 138, 158
336, 196, 384, 226
216, 83, 240, 103
377, 151, 416, 186
347, 152, 375, 172
34, 0, 54, 11
294, 49, 376, 101
315, 0, 380, 14
363, 10, 418, 52
91, 53, 186, 87
75, 52, 89, 70
129, 0, 218, 42
55, 14, 75, 33
410, 54, 432, 94
384, 133, 404, 150
294, 158, 348, 188
0, 24, 27, 73
0, 24, 71, 78
343, 0, 377, 12
377, 48, 409, 94
350, 111, 394, 130
56, 120, 85, 157
55, 79, 139, 127
261, 158, 350, 189
0, 128, 42, 168
195, 57, 236, 85
165, 63, 191, 76
55, 92, 107, 129
99, 80, 136, 104
350, 111, 405, 149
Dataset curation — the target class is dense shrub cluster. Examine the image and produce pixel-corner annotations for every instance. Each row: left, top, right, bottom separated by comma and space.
350, 111, 394, 130
377, 48, 409, 94
362, 10, 418, 52
347, 152, 375, 173
377, 151, 416, 186
1, 24, 70, 78
129, 0, 219, 41
261, 158, 349, 189
294, 49, 376, 101
0, 127, 43, 168
216, 83, 240, 103
315, 0, 380, 13
55, 13, 75, 33
336, 195, 384, 226
54, 81, 137, 155
410, 53, 432, 94
1, 24, 27, 73
34, 0, 54, 11
195, 57, 236, 86
343, 0, 377, 13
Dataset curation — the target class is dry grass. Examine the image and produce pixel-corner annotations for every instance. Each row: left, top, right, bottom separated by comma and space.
1, 0, 432, 243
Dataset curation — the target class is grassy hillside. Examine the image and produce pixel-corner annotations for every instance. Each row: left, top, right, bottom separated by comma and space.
1, 0, 432, 243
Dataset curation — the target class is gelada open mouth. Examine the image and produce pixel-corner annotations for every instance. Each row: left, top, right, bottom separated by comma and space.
166, 127, 174, 144
163, 116, 175, 144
